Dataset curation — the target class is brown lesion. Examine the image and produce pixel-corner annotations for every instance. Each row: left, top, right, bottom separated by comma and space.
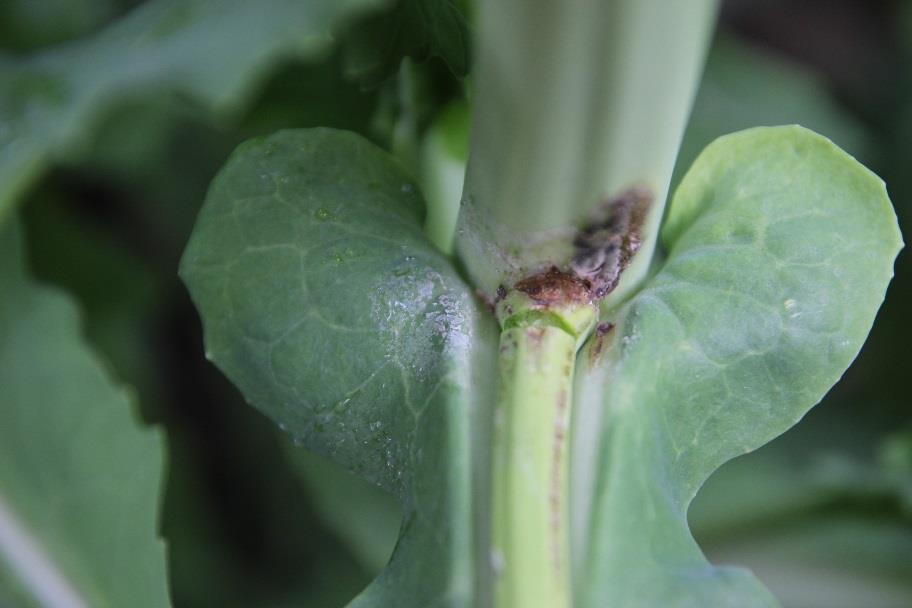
549, 387, 568, 571
570, 187, 653, 298
494, 187, 653, 330
588, 321, 616, 365
513, 266, 591, 307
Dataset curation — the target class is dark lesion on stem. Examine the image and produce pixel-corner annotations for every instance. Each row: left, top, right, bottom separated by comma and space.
588, 321, 616, 365
514, 267, 591, 307
570, 187, 653, 298
493, 187, 654, 311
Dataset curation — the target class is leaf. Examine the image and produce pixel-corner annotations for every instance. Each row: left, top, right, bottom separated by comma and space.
574, 126, 902, 607
691, 425, 912, 540
342, 0, 470, 87
180, 128, 498, 606
0, 220, 169, 607
0, 0, 383, 223
280, 436, 401, 575
702, 515, 912, 608
0, 0, 127, 52
674, 36, 872, 189
164, 395, 377, 608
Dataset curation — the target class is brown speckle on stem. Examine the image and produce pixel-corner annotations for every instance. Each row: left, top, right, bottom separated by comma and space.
589, 321, 616, 365
550, 388, 568, 571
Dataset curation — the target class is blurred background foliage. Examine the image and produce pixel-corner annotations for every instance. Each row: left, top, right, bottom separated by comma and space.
2, 0, 910, 606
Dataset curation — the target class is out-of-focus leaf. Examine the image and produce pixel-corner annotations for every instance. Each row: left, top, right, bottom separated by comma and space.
703, 516, 912, 608
281, 438, 401, 575
164, 392, 374, 608
690, 427, 912, 541
0, 0, 383, 223
0, 220, 169, 607
21, 182, 164, 403
690, 424, 912, 607
675, 36, 871, 188
0, 0, 131, 53
342, 0, 469, 87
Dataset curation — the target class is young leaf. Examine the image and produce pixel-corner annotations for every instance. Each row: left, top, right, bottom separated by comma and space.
0, 221, 169, 607
573, 126, 902, 607
180, 129, 498, 606
0, 0, 383, 223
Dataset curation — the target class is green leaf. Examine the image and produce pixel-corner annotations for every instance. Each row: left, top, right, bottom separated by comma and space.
0, 0, 383, 223
674, 35, 872, 189
0, 0, 128, 52
180, 128, 498, 606
280, 437, 401, 575
342, 0, 470, 87
0, 221, 169, 607
574, 126, 902, 607
702, 515, 912, 608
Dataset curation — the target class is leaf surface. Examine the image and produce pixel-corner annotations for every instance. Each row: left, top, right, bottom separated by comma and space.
180, 128, 497, 607
675, 36, 871, 188
0, 221, 169, 607
0, 0, 382, 222
342, 0, 469, 87
574, 126, 902, 607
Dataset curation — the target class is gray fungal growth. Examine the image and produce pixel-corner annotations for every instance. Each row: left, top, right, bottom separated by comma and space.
570, 187, 653, 298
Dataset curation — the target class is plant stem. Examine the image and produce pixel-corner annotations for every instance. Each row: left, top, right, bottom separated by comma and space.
491, 288, 596, 608
422, 102, 470, 254
457, 0, 719, 301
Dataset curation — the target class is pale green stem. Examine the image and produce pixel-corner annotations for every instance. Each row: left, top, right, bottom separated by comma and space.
390, 59, 422, 176
492, 292, 596, 608
421, 102, 470, 254
457, 0, 719, 300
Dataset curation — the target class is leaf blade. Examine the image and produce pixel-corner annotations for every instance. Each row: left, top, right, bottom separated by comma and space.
0, 0, 383, 223
577, 125, 902, 607
0, 221, 170, 607
180, 128, 498, 607
341, 0, 470, 87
